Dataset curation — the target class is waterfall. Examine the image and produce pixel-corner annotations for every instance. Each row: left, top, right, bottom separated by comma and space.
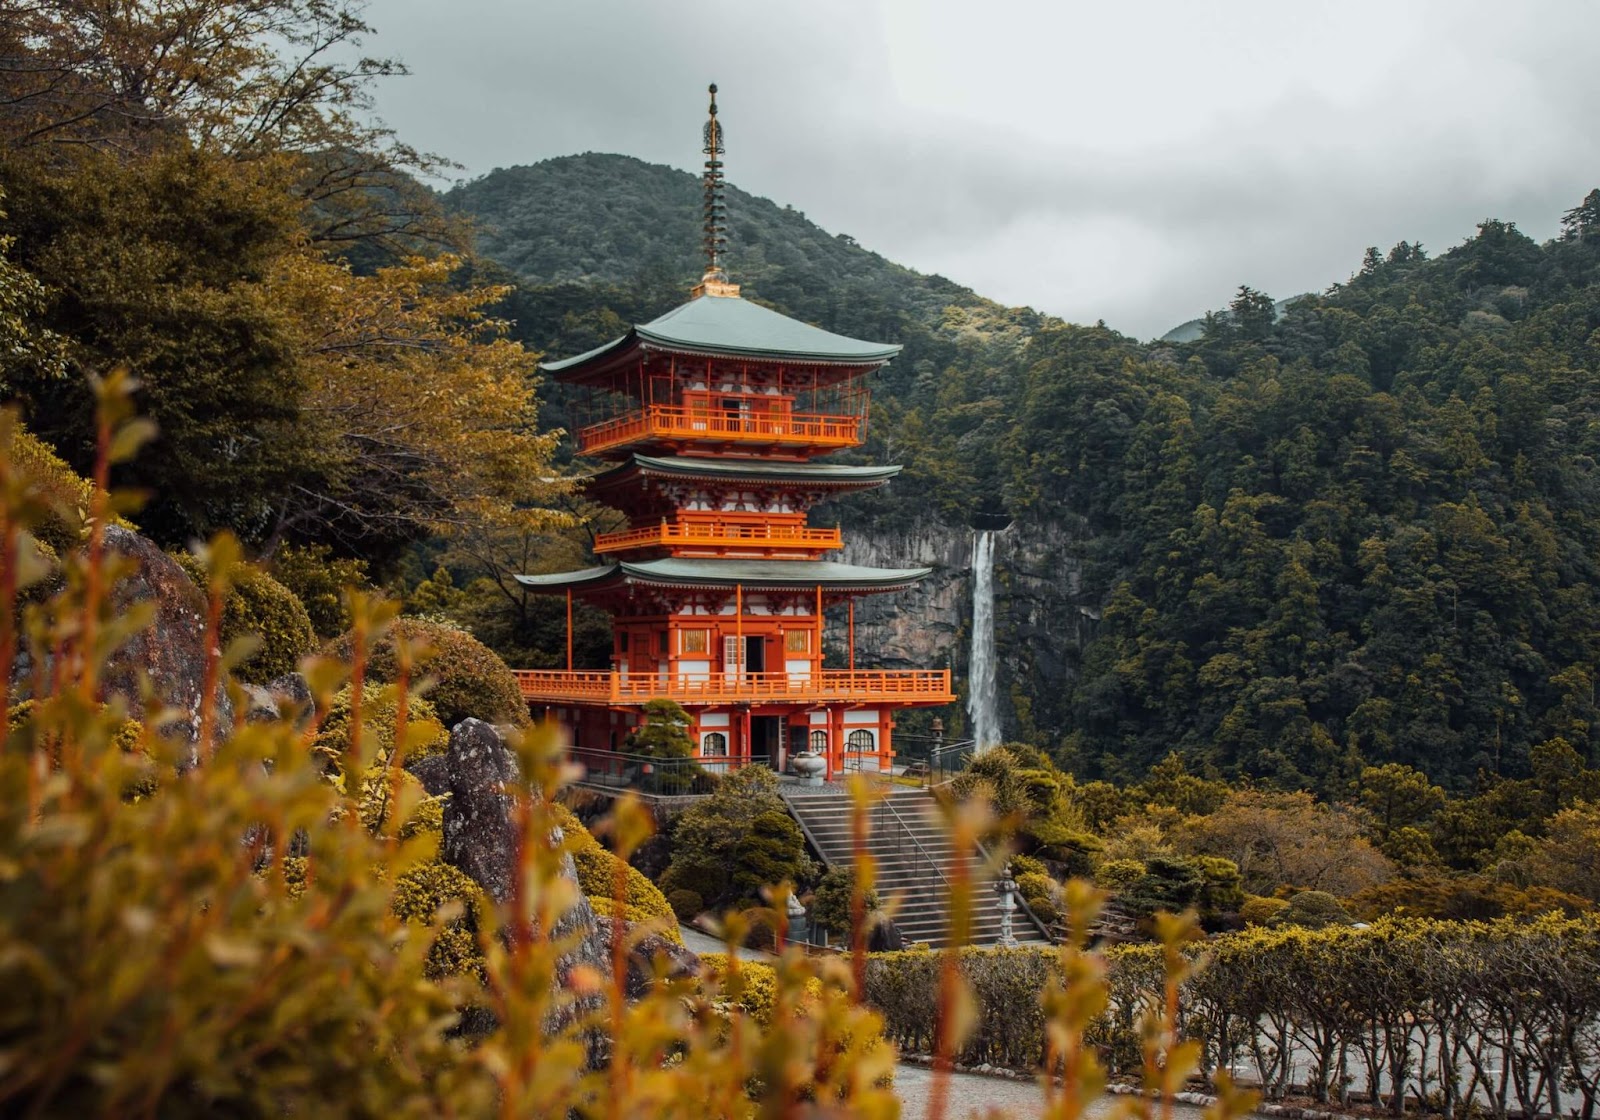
967, 529, 1000, 750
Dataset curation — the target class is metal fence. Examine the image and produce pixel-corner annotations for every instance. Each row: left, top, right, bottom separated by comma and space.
564, 746, 770, 798
892, 735, 976, 787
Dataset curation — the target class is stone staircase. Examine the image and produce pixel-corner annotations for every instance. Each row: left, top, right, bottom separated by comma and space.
782, 789, 1053, 949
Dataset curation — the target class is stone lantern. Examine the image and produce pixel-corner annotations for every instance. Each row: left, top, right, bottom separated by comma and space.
993, 863, 1019, 948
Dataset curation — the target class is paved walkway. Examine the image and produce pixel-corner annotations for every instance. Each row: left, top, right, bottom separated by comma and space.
678, 924, 772, 962
893, 1063, 1209, 1120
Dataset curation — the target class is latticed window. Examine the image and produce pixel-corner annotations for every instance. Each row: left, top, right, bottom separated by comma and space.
846, 729, 874, 753
701, 732, 728, 757
809, 730, 827, 752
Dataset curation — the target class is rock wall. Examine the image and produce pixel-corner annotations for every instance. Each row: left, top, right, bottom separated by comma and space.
838, 517, 1101, 744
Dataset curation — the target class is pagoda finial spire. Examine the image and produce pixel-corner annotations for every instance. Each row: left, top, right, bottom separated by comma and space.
694, 82, 739, 298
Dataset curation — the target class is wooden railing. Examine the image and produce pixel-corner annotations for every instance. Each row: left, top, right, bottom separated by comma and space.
515, 668, 954, 706
576, 405, 861, 455
593, 518, 843, 555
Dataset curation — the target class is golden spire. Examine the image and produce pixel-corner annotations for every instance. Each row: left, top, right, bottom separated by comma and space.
693, 82, 740, 298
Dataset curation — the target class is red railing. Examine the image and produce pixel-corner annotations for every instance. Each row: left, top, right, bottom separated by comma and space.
576, 405, 861, 456
514, 668, 954, 706
593, 518, 843, 555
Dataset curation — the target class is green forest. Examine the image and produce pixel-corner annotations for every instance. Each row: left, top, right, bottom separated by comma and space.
6, 0, 1600, 800
451, 156, 1600, 797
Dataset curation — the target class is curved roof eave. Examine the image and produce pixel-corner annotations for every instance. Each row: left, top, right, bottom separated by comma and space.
540, 294, 902, 377
586, 454, 903, 490
514, 557, 932, 594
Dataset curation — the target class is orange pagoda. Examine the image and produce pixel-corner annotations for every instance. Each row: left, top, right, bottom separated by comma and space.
514, 86, 953, 777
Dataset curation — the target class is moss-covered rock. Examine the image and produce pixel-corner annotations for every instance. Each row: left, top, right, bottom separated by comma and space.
325, 617, 528, 728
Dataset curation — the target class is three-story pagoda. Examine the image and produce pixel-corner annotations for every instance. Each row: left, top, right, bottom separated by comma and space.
515, 86, 953, 776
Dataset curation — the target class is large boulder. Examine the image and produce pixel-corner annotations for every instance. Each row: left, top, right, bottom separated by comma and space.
241, 672, 314, 726
594, 917, 701, 1000
437, 718, 699, 1033
12, 525, 232, 761
438, 718, 609, 1026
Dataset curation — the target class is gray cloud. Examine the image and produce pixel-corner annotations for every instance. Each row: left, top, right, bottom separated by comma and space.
368, 0, 1600, 338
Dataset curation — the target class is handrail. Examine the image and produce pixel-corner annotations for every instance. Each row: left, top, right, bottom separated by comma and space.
577, 404, 861, 454
594, 519, 842, 555
565, 745, 769, 797
872, 797, 950, 889
781, 792, 838, 871
515, 668, 955, 706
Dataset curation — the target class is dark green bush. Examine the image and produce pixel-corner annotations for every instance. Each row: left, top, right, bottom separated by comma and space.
176, 554, 316, 684
733, 811, 809, 899
270, 542, 369, 638
1272, 889, 1352, 929
326, 617, 528, 728
666, 889, 703, 922
663, 767, 813, 910
948, 747, 1028, 821
808, 866, 880, 936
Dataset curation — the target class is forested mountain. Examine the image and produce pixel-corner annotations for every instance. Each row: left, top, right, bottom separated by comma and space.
449, 154, 1600, 793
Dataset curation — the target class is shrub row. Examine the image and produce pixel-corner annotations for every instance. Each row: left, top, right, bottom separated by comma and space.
865, 915, 1600, 1118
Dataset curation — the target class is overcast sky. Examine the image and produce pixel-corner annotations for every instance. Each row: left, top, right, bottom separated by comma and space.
368, 0, 1600, 339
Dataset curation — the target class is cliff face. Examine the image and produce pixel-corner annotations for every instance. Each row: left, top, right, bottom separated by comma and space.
838, 518, 1101, 743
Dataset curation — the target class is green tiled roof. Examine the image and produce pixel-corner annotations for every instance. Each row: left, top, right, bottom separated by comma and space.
515, 557, 930, 593
543, 294, 901, 374
589, 454, 901, 489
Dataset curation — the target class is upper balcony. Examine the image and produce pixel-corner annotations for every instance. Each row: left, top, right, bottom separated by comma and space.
576, 404, 861, 458
514, 668, 954, 708
593, 516, 843, 557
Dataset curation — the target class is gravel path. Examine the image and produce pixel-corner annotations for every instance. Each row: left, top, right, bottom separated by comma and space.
893, 1063, 1210, 1120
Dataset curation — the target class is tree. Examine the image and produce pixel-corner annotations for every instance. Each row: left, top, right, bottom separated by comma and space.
1176, 789, 1393, 897
261, 252, 567, 559
0, 0, 459, 259
626, 700, 693, 759
1354, 763, 1446, 845
1560, 188, 1600, 243
0, 196, 63, 392
1528, 801, 1600, 902
1230, 285, 1277, 340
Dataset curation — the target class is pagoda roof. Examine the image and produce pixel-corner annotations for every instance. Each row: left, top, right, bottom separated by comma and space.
543, 294, 901, 378
588, 453, 901, 491
515, 557, 930, 594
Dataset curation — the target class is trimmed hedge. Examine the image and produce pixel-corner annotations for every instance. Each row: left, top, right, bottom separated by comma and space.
326, 617, 528, 728
175, 554, 316, 684
550, 802, 681, 945
7, 424, 114, 555
270, 543, 369, 639
392, 859, 485, 980
865, 916, 1600, 1113
313, 685, 450, 768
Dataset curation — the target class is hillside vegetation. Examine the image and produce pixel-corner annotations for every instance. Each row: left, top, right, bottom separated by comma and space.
451, 156, 1600, 792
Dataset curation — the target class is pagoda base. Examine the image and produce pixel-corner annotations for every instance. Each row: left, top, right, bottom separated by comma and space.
534, 695, 923, 782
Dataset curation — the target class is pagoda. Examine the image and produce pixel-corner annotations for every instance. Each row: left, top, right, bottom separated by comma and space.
514, 86, 953, 777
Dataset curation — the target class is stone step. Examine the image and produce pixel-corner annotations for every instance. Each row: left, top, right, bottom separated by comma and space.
783, 789, 1051, 948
